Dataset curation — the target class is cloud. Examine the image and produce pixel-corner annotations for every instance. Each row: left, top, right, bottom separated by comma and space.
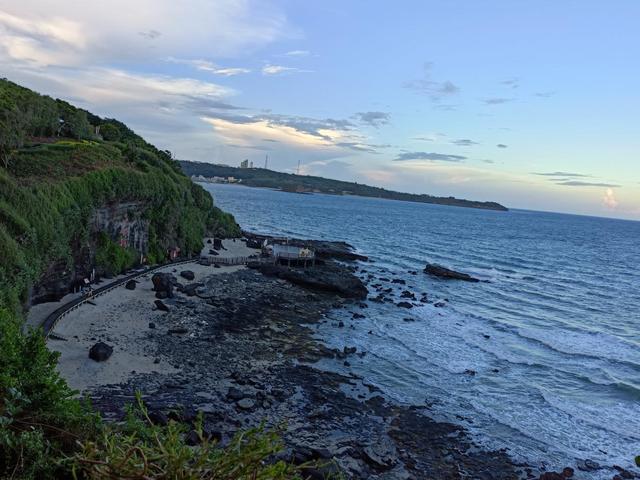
558, 181, 621, 187
603, 188, 619, 209
484, 97, 514, 105
412, 132, 446, 142
139, 29, 162, 39
261, 64, 310, 76
496, 144, 508, 149
404, 62, 460, 102
451, 139, 479, 147
167, 57, 250, 76
0, 1, 289, 66
394, 152, 467, 162
535, 91, 556, 98
533, 171, 591, 178
501, 78, 519, 89
200, 111, 383, 156
353, 111, 390, 128
282, 49, 310, 57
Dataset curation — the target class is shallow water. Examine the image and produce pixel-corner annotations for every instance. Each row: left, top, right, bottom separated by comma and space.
202, 183, 640, 476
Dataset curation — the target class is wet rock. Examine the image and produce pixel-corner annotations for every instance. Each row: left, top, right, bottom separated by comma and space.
396, 301, 413, 309
424, 264, 479, 282
464, 369, 477, 376
227, 387, 245, 401
236, 398, 255, 410
613, 466, 635, 479
185, 430, 201, 446
250, 263, 367, 299
125, 279, 137, 290
88, 341, 113, 362
434, 301, 447, 308
155, 291, 168, 299
352, 312, 365, 319
400, 290, 416, 299
152, 272, 174, 297
148, 410, 169, 426
149, 322, 156, 329
154, 300, 170, 312
391, 278, 406, 284
338, 321, 345, 328
168, 327, 188, 334
576, 459, 601, 471
362, 439, 397, 470
343, 346, 357, 355
180, 270, 195, 281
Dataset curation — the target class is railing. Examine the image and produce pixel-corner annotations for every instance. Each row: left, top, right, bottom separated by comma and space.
41, 258, 196, 339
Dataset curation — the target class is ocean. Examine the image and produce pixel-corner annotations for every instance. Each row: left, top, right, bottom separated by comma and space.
202, 183, 640, 477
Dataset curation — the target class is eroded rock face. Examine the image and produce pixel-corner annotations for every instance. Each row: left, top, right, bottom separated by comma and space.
424, 264, 479, 282
31, 201, 150, 305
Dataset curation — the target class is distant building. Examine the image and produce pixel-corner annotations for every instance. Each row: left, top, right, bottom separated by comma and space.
240, 159, 249, 168
250, 161, 254, 168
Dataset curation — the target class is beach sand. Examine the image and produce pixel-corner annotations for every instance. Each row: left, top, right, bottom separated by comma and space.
47, 239, 259, 392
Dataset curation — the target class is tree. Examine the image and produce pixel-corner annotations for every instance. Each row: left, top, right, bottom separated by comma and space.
0, 108, 25, 168
99, 123, 121, 141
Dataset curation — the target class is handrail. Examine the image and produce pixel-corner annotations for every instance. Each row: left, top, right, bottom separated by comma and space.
41, 258, 196, 339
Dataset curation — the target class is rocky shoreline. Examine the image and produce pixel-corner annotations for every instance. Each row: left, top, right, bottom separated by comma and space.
49, 235, 531, 479
51, 235, 634, 479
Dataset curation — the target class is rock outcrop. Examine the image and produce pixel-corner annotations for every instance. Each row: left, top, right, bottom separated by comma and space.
424, 264, 479, 282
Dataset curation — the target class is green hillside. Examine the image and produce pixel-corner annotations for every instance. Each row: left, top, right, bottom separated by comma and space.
0, 78, 239, 319
180, 161, 508, 211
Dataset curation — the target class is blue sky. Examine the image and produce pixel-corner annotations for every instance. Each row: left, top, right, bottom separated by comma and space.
1, 0, 638, 219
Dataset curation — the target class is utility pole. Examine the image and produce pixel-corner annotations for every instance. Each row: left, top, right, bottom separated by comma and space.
296, 159, 301, 175
265, 155, 268, 169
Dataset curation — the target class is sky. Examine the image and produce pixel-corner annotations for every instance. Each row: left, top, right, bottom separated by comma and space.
1, 0, 639, 220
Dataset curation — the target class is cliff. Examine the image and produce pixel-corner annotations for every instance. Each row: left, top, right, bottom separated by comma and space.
0, 79, 240, 318
180, 161, 509, 211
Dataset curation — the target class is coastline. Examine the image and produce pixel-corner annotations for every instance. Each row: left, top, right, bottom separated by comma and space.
46, 236, 524, 479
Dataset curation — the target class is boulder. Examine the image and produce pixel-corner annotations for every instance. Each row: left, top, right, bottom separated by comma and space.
180, 270, 195, 281
236, 398, 255, 410
125, 279, 137, 290
151, 273, 174, 297
397, 302, 413, 309
227, 387, 245, 401
424, 264, 479, 282
154, 300, 170, 312
88, 342, 113, 362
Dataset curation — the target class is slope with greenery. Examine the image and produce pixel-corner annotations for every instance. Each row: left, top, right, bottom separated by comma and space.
0, 79, 275, 479
180, 161, 509, 211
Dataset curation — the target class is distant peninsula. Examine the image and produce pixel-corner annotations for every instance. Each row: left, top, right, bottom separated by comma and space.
180, 161, 509, 212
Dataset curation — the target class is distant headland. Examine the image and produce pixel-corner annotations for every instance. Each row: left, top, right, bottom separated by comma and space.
180, 161, 509, 212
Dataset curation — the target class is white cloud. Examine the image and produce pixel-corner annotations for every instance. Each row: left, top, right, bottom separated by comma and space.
0, 0, 289, 66
283, 49, 310, 57
603, 188, 618, 209
166, 57, 251, 76
261, 64, 310, 76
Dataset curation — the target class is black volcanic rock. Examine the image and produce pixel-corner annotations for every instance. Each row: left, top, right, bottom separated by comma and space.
154, 300, 170, 312
180, 270, 195, 281
125, 279, 137, 290
424, 264, 479, 282
249, 263, 368, 299
152, 273, 174, 297
89, 341, 113, 362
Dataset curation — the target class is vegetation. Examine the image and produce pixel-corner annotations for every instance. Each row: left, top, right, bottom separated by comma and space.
180, 161, 509, 211
0, 79, 254, 479
72, 394, 303, 480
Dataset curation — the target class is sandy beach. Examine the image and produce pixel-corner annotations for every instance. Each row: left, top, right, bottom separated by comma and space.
47, 239, 259, 392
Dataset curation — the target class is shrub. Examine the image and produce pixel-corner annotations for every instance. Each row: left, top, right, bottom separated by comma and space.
72, 394, 304, 480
